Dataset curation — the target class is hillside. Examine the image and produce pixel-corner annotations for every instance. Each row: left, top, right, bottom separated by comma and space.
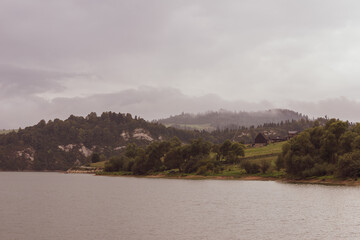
158, 109, 307, 131
0, 111, 318, 171
0, 112, 206, 171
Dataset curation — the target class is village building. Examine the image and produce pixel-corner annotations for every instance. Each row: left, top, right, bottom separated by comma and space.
254, 130, 300, 146
254, 133, 269, 146
269, 136, 287, 143
288, 131, 299, 139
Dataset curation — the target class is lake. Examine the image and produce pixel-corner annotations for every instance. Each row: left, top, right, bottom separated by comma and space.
0, 172, 360, 240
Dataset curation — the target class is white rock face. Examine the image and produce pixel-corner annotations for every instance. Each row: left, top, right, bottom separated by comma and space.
114, 146, 125, 151
79, 144, 93, 158
133, 128, 153, 142
16, 148, 35, 161
58, 144, 93, 158
121, 131, 130, 141
58, 144, 76, 152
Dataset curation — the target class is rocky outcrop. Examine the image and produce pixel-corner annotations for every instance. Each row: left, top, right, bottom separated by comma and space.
133, 128, 153, 142
121, 131, 130, 141
58, 144, 93, 158
58, 144, 76, 152
16, 148, 35, 162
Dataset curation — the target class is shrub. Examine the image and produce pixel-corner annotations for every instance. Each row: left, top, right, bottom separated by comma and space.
260, 160, 271, 173
302, 163, 335, 178
337, 151, 360, 178
241, 161, 260, 174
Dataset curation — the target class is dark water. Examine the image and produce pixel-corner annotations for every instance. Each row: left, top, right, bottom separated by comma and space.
1, 173, 360, 240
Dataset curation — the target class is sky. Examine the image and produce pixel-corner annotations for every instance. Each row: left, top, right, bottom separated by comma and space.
1, 0, 360, 129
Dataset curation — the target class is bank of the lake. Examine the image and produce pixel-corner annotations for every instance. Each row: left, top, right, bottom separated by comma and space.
96, 171, 360, 186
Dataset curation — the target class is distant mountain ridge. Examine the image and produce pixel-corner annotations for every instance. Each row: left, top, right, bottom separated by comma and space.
158, 109, 307, 131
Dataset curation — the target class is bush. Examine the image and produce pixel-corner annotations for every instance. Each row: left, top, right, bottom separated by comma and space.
337, 151, 360, 178
241, 161, 260, 174
275, 155, 284, 171
196, 165, 209, 175
302, 163, 335, 178
91, 153, 100, 163
104, 155, 127, 172
260, 160, 271, 173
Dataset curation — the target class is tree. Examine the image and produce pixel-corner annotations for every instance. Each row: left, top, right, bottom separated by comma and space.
91, 153, 100, 163
326, 119, 348, 140
125, 143, 139, 158
320, 132, 338, 163
219, 140, 232, 160
339, 131, 356, 154
219, 140, 245, 163
260, 159, 270, 173
227, 142, 245, 163
241, 161, 260, 174
164, 147, 184, 170
145, 141, 171, 172
337, 151, 360, 178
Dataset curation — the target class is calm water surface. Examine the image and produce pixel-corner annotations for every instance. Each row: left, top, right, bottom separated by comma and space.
1, 172, 360, 240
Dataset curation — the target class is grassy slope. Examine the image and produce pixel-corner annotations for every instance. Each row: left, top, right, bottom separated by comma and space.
97, 141, 360, 184
98, 141, 286, 178
244, 142, 285, 158
90, 161, 107, 168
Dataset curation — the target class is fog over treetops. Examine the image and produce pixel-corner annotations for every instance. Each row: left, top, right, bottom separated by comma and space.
158, 109, 306, 130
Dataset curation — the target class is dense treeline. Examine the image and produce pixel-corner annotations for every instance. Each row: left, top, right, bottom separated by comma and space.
277, 119, 360, 178
104, 138, 245, 175
158, 109, 307, 130
211, 118, 317, 144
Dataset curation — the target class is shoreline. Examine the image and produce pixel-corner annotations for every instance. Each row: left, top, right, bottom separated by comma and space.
0, 170, 66, 173
95, 172, 360, 186
2, 170, 359, 186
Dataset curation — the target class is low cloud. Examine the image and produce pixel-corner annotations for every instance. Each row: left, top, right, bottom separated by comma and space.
0, 64, 70, 98
0, 87, 274, 129
1, 87, 360, 129
288, 97, 360, 123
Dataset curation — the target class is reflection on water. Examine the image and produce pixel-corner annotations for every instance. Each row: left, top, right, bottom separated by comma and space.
0, 172, 360, 240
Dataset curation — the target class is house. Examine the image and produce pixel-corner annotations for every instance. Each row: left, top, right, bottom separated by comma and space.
288, 131, 299, 139
254, 133, 269, 146
269, 136, 287, 143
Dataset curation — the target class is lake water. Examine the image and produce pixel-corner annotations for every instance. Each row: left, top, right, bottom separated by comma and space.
1, 173, 360, 240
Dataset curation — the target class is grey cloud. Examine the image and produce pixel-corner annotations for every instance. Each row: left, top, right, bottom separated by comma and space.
0, 87, 273, 129
0, 64, 66, 97
1, 0, 360, 128
0, 64, 95, 99
288, 97, 360, 122
0, 95, 49, 129
49, 87, 274, 120
2, 1, 360, 85
2, 87, 360, 129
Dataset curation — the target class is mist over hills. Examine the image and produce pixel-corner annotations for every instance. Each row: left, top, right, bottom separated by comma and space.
158, 109, 307, 131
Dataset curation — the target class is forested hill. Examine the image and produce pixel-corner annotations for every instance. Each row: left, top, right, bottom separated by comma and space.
0, 111, 316, 171
158, 109, 307, 131
0, 112, 206, 171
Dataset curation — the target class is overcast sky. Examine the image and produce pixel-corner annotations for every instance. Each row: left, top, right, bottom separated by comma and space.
1, 0, 360, 128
